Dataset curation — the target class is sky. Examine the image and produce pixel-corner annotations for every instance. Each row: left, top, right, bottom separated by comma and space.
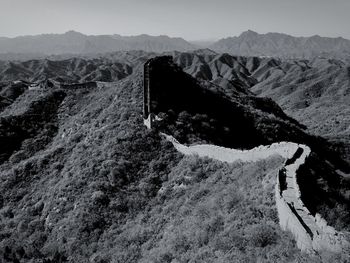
1, 0, 349, 41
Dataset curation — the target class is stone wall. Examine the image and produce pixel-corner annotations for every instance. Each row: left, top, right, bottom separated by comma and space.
162, 133, 299, 162
60, 81, 97, 89
275, 146, 316, 253
275, 182, 314, 252
162, 133, 350, 255
276, 147, 349, 255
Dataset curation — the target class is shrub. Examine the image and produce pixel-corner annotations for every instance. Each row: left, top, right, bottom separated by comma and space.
248, 223, 277, 248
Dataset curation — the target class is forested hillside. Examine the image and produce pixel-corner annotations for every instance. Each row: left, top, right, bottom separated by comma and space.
0, 53, 349, 262
0, 57, 323, 262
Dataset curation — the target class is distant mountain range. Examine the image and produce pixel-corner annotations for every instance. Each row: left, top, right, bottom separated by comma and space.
0, 31, 196, 55
211, 30, 350, 60
1, 30, 350, 60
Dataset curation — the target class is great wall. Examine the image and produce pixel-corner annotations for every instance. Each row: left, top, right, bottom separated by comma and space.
161, 133, 350, 255
143, 57, 350, 255
9, 79, 98, 91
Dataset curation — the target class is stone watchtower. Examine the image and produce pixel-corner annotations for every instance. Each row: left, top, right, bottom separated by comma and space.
143, 56, 174, 129
143, 58, 154, 129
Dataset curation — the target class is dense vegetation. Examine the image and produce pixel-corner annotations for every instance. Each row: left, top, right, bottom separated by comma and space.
0, 90, 65, 163
0, 66, 322, 262
0, 82, 28, 111
90, 155, 318, 262
0, 73, 181, 262
149, 56, 350, 236
0, 53, 349, 262
297, 153, 350, 232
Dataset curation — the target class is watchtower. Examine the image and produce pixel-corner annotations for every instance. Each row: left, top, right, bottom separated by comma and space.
143, 56, 174, 129
143, 59, 153, 129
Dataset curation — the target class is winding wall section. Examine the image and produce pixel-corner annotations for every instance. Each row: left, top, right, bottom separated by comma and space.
162, 133, 349, 255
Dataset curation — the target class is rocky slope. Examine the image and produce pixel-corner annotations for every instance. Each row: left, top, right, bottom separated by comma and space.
250, 58, 350, 138
211, 30, 350, 61
248, 57, 350, 164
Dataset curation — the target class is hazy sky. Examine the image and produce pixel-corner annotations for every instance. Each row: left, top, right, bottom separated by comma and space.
1, 0, 349, 40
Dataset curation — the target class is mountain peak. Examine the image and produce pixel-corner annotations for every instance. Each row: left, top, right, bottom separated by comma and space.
0, 32, 195, 54
64, 30, 85, 36
211, 30, 350, 60
240, 30, 259, 37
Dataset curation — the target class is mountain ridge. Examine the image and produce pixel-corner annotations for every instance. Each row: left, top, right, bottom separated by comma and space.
1, 50, 349, 147
3, 30, 350, 61
0, 31, 197, 55
211, 30, 350, 60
